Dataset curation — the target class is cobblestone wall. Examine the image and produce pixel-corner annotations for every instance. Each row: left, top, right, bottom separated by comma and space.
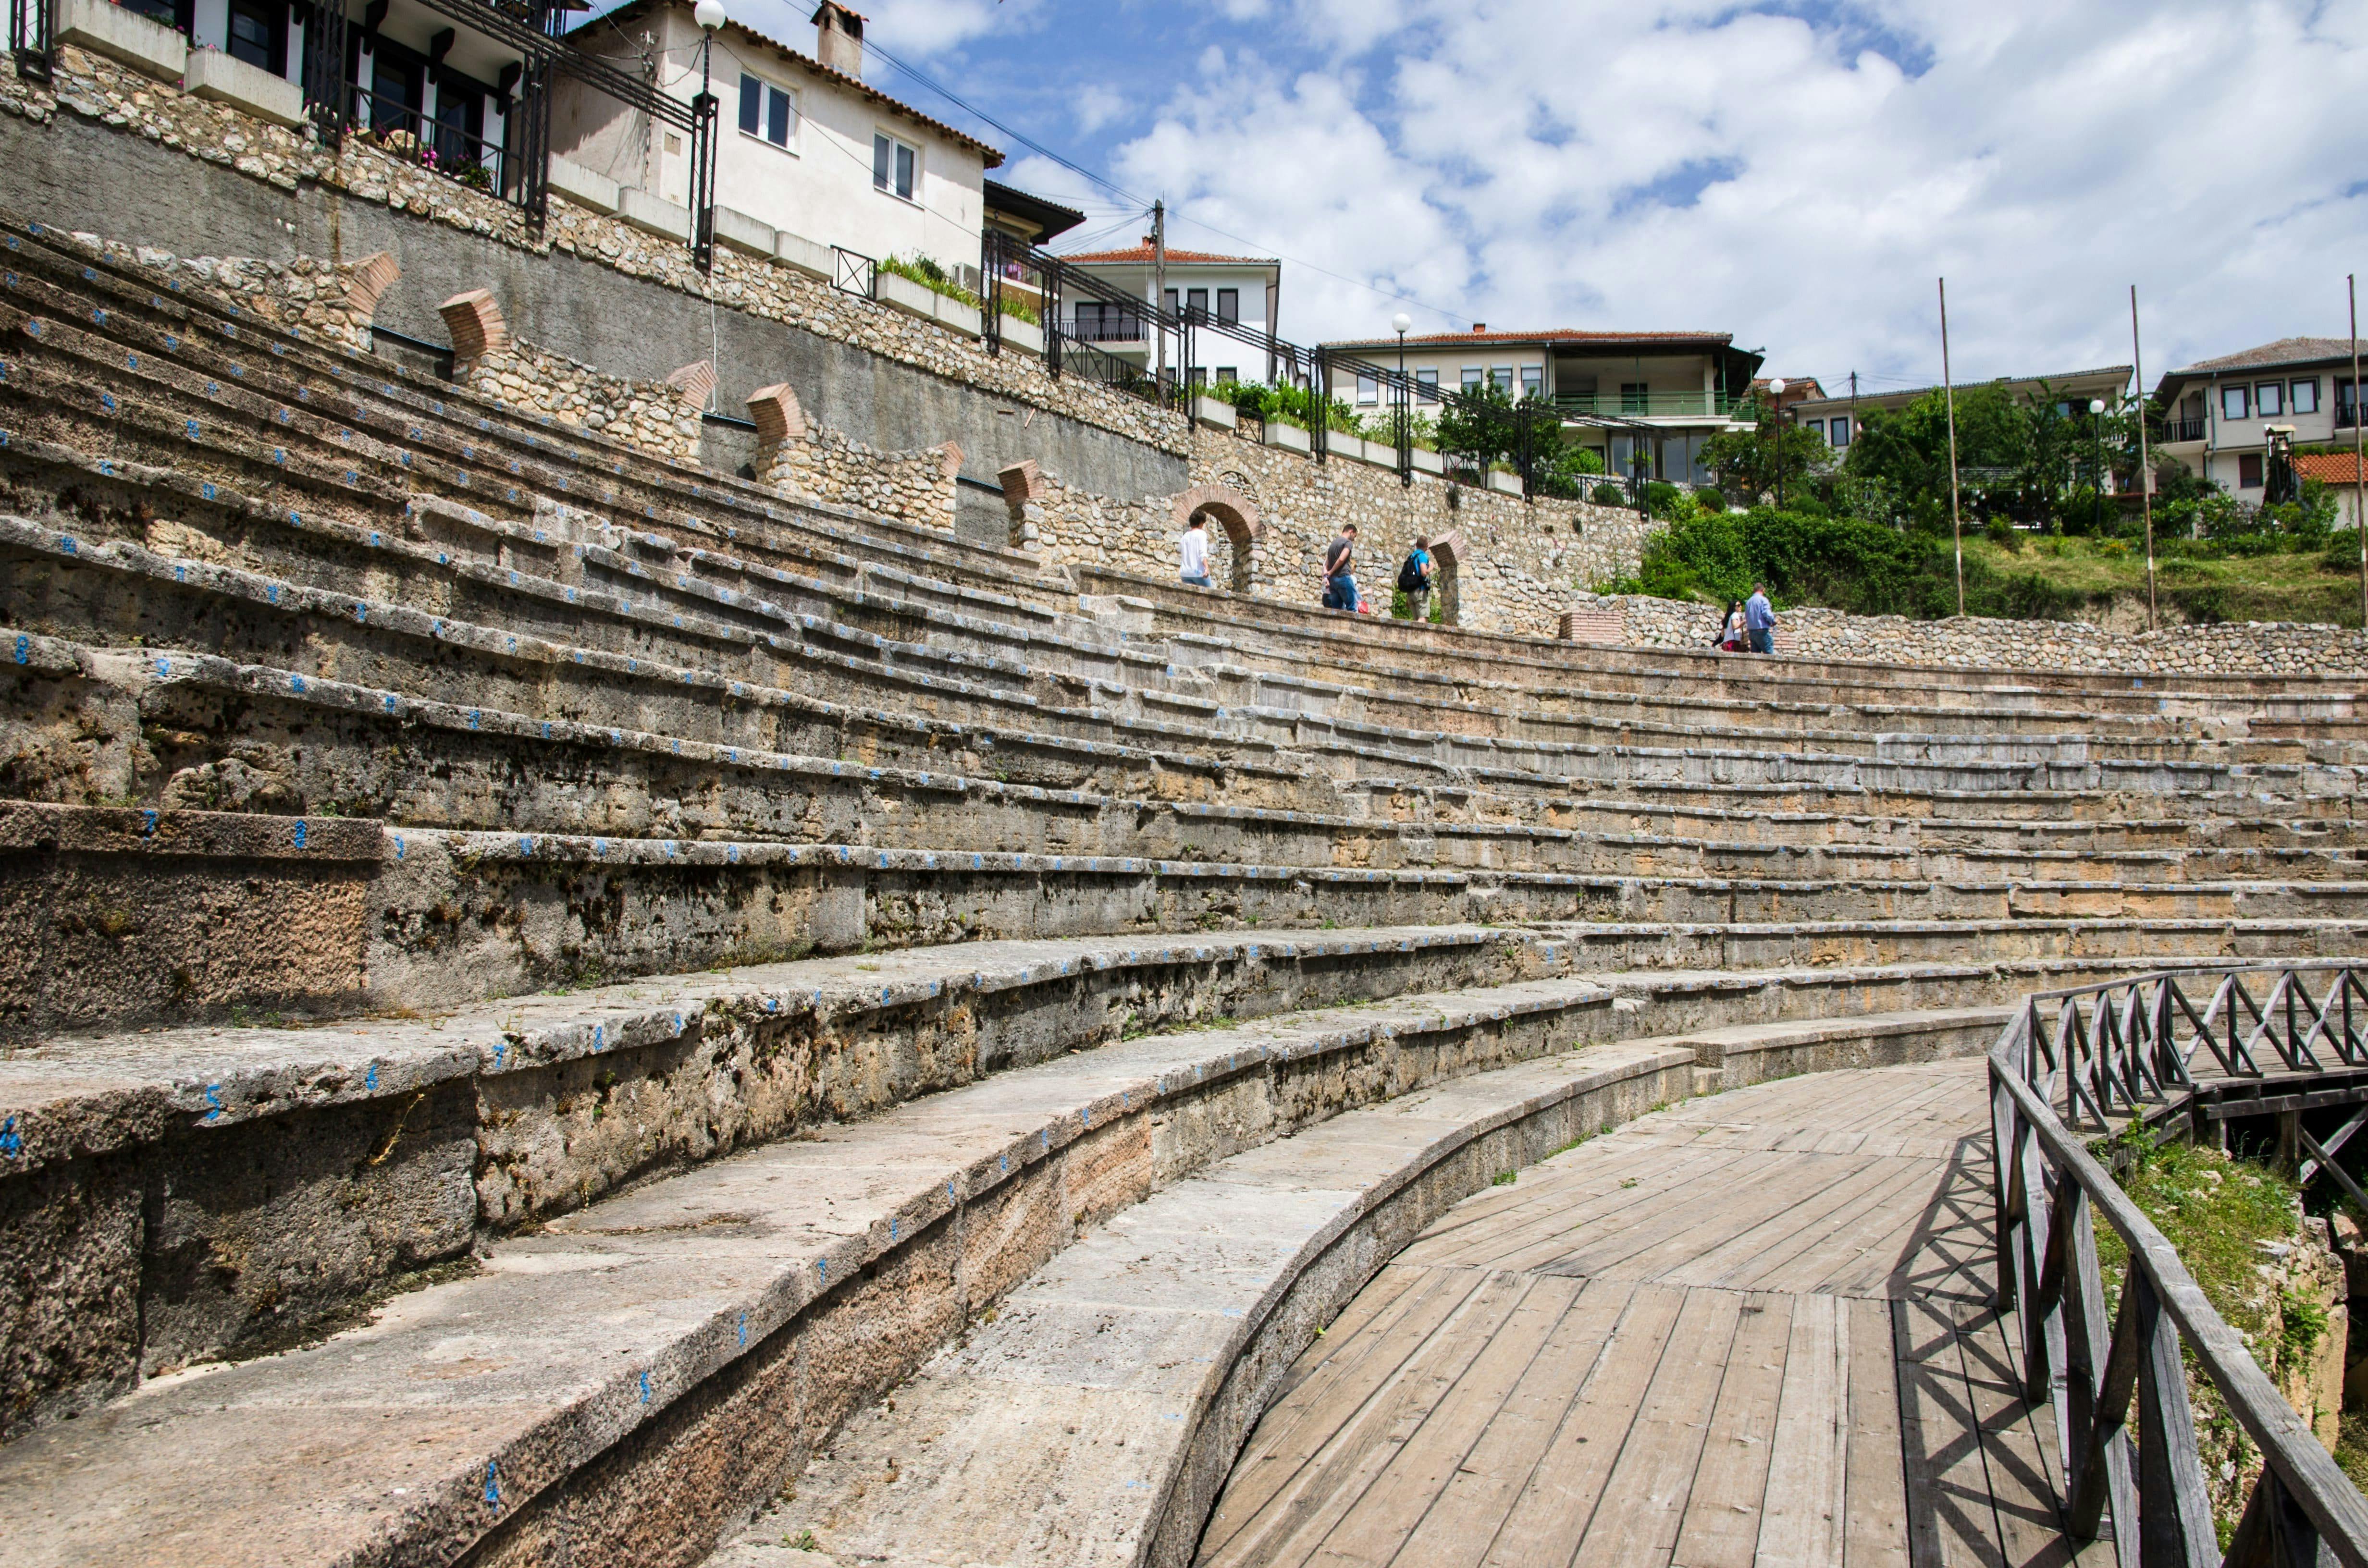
455, 338, 703, 463
0, 46, 1194, 457
757, 429, 959, 534
1570, 590, 2368, 675
1010, 422, 1653, 639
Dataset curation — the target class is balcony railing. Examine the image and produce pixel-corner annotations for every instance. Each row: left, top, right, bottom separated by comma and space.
1068, 315, 1147, 344
2165, 416, 2207, 443
1550, 391, 1742, 420
2339, 402, 2364, 432
345, 83, 508, 198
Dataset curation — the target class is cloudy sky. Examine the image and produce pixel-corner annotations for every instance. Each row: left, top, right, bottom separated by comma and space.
725, 0, 2367, 393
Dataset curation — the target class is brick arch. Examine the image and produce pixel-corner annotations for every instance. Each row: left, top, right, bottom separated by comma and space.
1172, 483, 1260, 546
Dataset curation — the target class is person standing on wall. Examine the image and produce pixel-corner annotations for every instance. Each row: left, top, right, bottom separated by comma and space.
1180, 514, 1213, 588
1397, 535, 1435, 623
1322, 524, 1358, 612
1744, 582, 1778, 654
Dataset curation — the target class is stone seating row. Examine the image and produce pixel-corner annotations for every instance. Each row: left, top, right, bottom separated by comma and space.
7, 492, 2351, 833
0, 344, 2323, 780
0, 935, 2331, 1568
0, 222, 2349, 739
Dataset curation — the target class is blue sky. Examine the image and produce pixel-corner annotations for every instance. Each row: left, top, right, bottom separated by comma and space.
707, 0, 2368, 395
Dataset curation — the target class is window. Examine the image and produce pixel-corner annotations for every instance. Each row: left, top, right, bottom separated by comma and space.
1356, 373, 1379, 405
2238, 453, 2264, 488
1187, 367, 1207, 388
1461, 367, 1483, 392
2221, 384, 2250, 420
1491, 365, 1514, 392
1415, 368, 1439, 404
1803, 418, 1825, 441
2293, 379, 2320, 415
2256, 381, 2284, 417
872, 132, 916, 200
1216, 288, 1239, 324
1185, 287, 1209, 319
1163, 288, 1179, 316
1829, 415, 1852, 448
432, 81, 484, 170
363, 44, 424, 135
739, 75, 795, 147
1620, 381, 1649, 414
1520, 366, 1543, 400
1216, 367, 1238, 385
226, 0, 285, 74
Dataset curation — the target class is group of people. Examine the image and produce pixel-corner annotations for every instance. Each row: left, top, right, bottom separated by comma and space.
1714, 586, 1779, 654
1177, 516, 1439, 623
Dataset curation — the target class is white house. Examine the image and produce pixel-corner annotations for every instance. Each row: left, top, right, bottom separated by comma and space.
1060, 242, 1282, 383
2154, 338, 2363, 496
554, 0, 1001, 283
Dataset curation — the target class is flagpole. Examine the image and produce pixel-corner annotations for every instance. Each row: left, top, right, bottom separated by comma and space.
1940, 278, 1964, 618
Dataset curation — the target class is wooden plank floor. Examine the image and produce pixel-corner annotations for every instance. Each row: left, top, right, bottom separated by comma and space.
1196, 1058, 2109, 1568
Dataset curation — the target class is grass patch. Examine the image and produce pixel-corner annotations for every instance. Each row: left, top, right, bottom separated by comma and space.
1961, 534, 2368, 627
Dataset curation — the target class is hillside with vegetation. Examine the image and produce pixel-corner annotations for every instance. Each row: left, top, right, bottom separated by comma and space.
1594, 382, 2365, 626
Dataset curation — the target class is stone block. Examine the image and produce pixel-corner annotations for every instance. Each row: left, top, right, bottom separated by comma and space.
773, 230, 834, 281
874, 268, 940, 323
436, 288, 509, 361
997, 459, 1045, 507
998, 316, 1045, 356
710, 205, 775, 258
746, 384, 806, 445
661, 361, 717, 409
546, 156, 620, 216
181, 47, 302, 127
617, 187, 693, 243
1262, 421, 1310, 454
55, 0, 185, 79
1193, 393, 1235, 432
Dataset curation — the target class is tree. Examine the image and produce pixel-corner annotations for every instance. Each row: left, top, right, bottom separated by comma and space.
1436, 380, 1557, 471
1700, 405, 1829, 504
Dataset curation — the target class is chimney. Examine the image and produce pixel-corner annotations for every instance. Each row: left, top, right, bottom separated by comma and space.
811, 1, 864, 74
1471, 323, 1486, 333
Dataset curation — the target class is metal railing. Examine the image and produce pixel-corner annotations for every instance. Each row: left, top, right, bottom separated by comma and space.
833, 245, 876, 299
344, 82, 508, 196
1550, 391, 1743, 420
1989, 963, 2368, 1568
2166, 416, 2208, 443
1067, 313, 1147, 343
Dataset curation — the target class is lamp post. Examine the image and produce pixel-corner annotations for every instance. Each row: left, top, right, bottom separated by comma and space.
1765, 378, 1787, 508
1393, 311, 1412, 487
690, 0, 726, 272
2088, 397, 2107, 536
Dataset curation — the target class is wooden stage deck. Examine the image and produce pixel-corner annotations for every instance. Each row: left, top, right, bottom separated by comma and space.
1197, 1057, 2109, 1568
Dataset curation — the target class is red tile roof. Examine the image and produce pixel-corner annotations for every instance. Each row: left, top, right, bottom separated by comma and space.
1060, 244, 1278, 266
2296, 451, 2367, 486
1323, 328, 1735, 349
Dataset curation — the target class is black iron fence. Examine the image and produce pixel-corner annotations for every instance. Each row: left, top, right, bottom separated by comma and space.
1989, 963, 2368, 1568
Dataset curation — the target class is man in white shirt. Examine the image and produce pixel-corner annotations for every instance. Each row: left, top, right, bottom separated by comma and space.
1180, 516, 1212, 588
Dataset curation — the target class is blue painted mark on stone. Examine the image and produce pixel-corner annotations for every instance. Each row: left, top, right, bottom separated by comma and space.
469, 711, 480, 729
492, 1042, 507, 1068
818, 1257, 827, 1282
738, 1313, 748, 1348
292, 820, 307, 849
1, 1117, 22, 1160
484, 1462, 499, 1507
519, 836, 533, 854
13, 635, 26, 664
640, 1372, 651, 1404
393, 836, 405, 859
185, 418, 198, 439
140, 808, 157, 835
382, 694, 397, 713
203, 1084, 222, 1120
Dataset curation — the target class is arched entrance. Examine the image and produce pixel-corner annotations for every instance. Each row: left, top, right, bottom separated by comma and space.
1428, 527, 1465, 625
1172, 484, 1260, 592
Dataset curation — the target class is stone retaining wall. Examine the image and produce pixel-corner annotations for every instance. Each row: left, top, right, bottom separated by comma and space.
1570, 590, 2368, 675
453, 336, 704, 464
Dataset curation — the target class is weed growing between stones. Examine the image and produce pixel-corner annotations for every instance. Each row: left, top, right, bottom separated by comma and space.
1492, 1169, 1517, 1186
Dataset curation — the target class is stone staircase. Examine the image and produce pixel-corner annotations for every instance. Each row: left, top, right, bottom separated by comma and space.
0, 218, 2363, 1567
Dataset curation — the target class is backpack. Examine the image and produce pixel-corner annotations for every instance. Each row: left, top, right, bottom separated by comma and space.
1396, 552, 1428, 592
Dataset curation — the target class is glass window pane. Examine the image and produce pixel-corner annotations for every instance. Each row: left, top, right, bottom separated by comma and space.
1831, 415, 1852, 447
1356, 373, 1378, 404
2222, 385, 2249, 419
1186, 288, 1208, 316
1461, 367, 1482, 391
1216, 368, 1237, 385
2257, 381, 2283, 416
2293, 379, 2319, 414
740, 75, 762, 135
1216, 288, 1238, 323
1520, 366, 1542, 399
895, 142, 915, 198
1804, 418, 1825, 440
1416, 368, 1438, 404
767, 88, 790, 145
873, 133, 891, 189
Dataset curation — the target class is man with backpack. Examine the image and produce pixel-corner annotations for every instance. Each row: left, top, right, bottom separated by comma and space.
1397, 536, 1435, 622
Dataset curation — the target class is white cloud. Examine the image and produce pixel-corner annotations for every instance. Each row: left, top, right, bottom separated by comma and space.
1095, 0, 2368, 385
860, 0, 1035, 56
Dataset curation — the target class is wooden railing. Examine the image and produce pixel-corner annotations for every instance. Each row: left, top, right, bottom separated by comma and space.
1988, 963, 2368, 1567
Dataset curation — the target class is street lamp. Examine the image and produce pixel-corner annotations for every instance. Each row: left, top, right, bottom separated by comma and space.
1766, 378, 1788, 508
1392, 312, 1412, 485
2088, 397, 2107, 536
688, 0, 726, 270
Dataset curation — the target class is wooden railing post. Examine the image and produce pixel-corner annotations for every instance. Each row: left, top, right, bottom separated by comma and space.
2132, 1271, 2223, 1567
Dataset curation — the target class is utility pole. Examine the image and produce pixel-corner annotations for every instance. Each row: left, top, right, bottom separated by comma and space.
1151, 201, 1167, 400
2352, 275, 2364, 634
1939, 278, 1965, 619
2131, 285, 2156, 631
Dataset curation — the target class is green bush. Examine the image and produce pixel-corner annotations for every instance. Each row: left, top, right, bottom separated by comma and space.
1591, 481, 1628, 507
